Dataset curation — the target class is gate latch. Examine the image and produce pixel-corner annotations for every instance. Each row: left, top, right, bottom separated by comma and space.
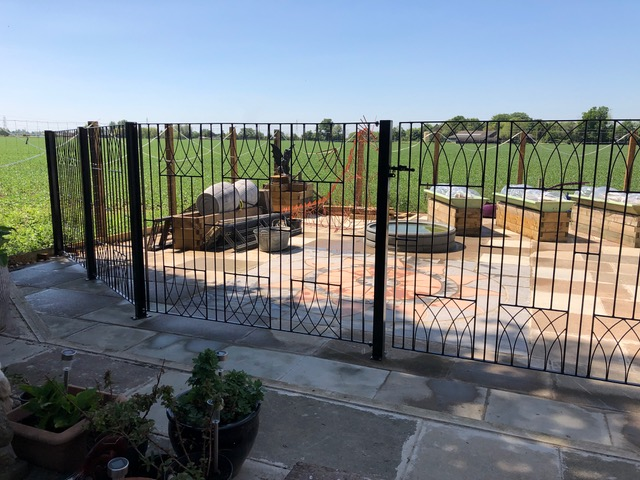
389, 164, 415, 178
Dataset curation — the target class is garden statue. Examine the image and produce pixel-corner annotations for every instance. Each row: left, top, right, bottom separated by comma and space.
271, 143, 294, 176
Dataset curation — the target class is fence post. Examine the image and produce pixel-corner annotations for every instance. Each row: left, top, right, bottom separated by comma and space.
625, 130, 638, 192
44, 131, 64, 256
125, 122, 147, 319
78, 127, 97, 280
371, 120, 393, 361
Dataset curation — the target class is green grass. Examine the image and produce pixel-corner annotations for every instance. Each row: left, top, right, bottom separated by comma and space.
0, 136, 53, 256
1, 129, 638, 256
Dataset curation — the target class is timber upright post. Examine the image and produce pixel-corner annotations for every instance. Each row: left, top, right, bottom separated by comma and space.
433, 129, 441, 186
125, 122, 147, 319
78, 127, 97, 280
517, 131, 527, 184
88, 121, 107, 242
44, 131, 64, 256
355, 128, 365, 207
624, 129, 638, 193
371, 120, 392, 361
165, 124, 177, 217
229, 126, 238, 182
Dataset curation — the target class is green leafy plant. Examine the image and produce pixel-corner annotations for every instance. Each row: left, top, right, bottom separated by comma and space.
169, 348, 263, 426
20, 379, 101, 431
86, 370, 173, 447
0, 225, 14, 267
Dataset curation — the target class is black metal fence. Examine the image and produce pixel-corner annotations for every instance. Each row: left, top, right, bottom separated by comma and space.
45, 119, 640, 385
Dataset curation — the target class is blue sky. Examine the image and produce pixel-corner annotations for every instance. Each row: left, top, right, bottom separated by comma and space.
2, 0, 639, 125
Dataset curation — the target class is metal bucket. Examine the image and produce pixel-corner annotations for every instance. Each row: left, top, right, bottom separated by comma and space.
233, 179, 259, 207
196, 182, 240, 215
256, 226, 290, 252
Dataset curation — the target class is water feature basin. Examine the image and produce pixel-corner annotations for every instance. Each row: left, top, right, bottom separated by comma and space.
365, 220, 456, 253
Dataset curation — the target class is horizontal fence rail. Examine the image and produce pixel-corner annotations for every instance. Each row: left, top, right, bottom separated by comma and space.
45, 118, 640, 385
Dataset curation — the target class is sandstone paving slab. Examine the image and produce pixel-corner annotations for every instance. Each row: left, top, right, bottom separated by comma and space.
373, 372, 487, 420
400, 421, 561, 480
80, 302, 146, 325
485, 389, 610, 445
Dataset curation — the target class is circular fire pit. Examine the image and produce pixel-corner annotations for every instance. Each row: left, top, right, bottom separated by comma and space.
365, 221, 456, 253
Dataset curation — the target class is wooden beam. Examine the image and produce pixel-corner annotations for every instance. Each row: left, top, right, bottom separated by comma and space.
229, 126, 238, 181
517, 131, 527, 184
624, 129, 638, 192
165, 124, 177, 217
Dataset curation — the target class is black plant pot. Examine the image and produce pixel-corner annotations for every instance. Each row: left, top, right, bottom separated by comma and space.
166, 400, 260, 478
170, 453, 233, 480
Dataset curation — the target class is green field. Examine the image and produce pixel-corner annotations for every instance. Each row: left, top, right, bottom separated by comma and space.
1, 129, 638, 256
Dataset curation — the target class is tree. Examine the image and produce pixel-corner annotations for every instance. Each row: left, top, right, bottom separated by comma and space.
0, 128, 9, 137
318, 118, 333, 141
489, 112, 533, 141
582, 106, 611, 143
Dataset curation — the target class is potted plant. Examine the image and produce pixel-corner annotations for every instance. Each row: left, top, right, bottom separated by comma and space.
165, 349, 263, 478
82, 370, 173, 480
0, 225, 14, 333
7, 378, 111, 473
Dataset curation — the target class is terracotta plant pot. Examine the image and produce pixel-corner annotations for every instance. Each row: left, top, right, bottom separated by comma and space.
7, 385, 120, 473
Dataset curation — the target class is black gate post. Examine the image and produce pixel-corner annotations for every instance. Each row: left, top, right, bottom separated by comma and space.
371, 120, 393, 360
78, 127, 97, 280
125, 122, 147, 319
44, 131, 64, 256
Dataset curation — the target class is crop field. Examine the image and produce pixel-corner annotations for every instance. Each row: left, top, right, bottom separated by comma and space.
1, 127, 638, 256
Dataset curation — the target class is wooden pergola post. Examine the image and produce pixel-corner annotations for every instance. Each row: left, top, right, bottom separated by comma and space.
355, 129, 365, 207
433, 131, 441, 186
165, 124, 177, 217
624, 130, 638, 192
229, 126, 238, 182
88, 121, 107, 242
517, 131, 527, 184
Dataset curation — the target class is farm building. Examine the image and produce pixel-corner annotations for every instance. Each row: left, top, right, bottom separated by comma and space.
448, 130, 498, 143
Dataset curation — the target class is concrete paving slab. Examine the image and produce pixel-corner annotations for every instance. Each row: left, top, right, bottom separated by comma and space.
64, 323, 157, 353
0, 337, 50, 366
37, 314, 95, 339
279, 355, 389, 399
561, 449, 640, 479
218, 345, 304, 382
284, 462, 383, 480
239, 328, 330, 355
79, 302, 144, 325
400, 421, 561, 480
3, 349, 160, 394
53, 277, 123, 297
252, 390, 416, 480
374, 372, 487, 420
138, 314, 254, 343
125, 332, 226, 365
10, 261, 86, 288
23, 288, 127, 318
485, 389, 611, 445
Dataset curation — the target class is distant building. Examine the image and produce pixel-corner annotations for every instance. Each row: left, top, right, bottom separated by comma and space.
448, 130, 498, 144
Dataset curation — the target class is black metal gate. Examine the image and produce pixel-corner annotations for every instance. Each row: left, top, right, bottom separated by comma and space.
45, 118, 640, 385
388, 119, 640, 384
